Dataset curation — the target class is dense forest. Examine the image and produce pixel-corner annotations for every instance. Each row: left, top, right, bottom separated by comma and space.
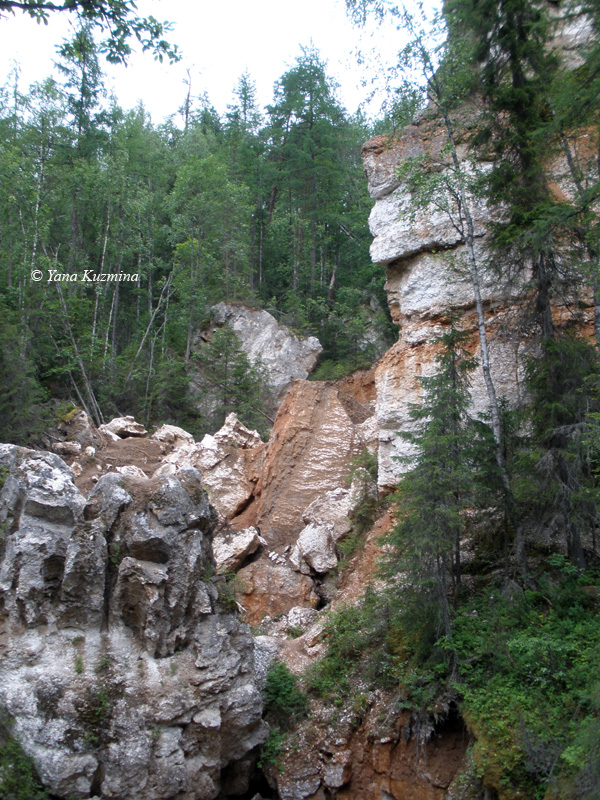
0, 30, 393, 442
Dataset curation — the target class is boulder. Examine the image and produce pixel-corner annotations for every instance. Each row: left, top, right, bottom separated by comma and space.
153, 414, 264, 521
291, 524, 338, 575
151, 424, 195, 446
199, 303, 323, 412
52, 440, 82, 456
212, 526, 262, 573
99, 415, 148, 439
213, 412, 263, 449
234, 561, 318, 626
302, 488, 354, 541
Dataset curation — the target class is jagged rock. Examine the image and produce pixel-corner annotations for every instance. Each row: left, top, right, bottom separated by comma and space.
52, 440, 82, 456
151, 424, 195, 446
291, 524, 337, 575
114, 464, 147, 478
153, 414, 264, 521
252, 382, 364, 547
99, 415, 148, 439
251, 636, 282, 689
212, 526, 262, 573
226, 373, 378, 625
287, 607, 319, 630
0, 444, 267, 800
276, 767, 321, 800
323, 753, 352, 788
214, 412, 263, 448
181, 432, 262, 520
302, 488, 354, 541
51, 407, 98, 450
208, 303, 323, 408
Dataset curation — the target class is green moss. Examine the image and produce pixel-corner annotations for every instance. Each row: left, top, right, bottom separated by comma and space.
56, 404, 78, 424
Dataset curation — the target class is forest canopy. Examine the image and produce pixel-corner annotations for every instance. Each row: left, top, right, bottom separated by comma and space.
0, 30, 392, 442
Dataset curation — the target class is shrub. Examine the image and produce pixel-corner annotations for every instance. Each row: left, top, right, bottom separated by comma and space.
263, 661, 308, 728
257, 726, 287, 771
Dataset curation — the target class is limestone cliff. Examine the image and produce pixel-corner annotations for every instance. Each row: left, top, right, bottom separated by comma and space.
363, 107, 594, 489
0, 444, 266, 800
362, 116, 529, 488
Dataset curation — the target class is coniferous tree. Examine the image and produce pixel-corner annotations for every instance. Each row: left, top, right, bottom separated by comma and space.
382, 321, 478, 655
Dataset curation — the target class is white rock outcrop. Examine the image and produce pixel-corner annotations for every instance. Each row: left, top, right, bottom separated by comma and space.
361, 121, 532, 489
212, 526, 262, 573
208, 303, 323, 407
153, 413, 264, 521
0, 444, 267, 800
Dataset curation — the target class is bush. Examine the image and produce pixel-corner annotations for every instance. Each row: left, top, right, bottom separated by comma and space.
257, 726, 287, 771
307, 587, 397, 702
263, 661, 308, 728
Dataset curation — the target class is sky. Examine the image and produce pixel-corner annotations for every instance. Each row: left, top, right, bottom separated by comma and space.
0, 0, 442, 124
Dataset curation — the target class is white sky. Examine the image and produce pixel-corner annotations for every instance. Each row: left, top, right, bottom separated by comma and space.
0, 0, 439, 123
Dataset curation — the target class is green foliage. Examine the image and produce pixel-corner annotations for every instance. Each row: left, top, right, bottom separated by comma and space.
514, 336, 600, 568
338, 448, 379, 563
194, 325, 270, 436
0, 41, 382, 444
452, 566, 600, 800
215, 576, 239, 614
0, 735, 47, 800
263, 661, 308, 727
307, 588, 397, 702
0, 0, 180, 65
259, 662, 308, 773
257, 726, 287, 771
382, 322, 480, 649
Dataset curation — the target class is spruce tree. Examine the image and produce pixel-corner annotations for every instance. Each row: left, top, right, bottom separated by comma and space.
382, 321, 478, 654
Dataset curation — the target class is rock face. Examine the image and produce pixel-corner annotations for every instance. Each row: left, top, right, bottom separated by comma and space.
226, 374, 378, 624
361, 108, 591, 488
0, 444, 267, 800
269, 698, 467, 800
250, 378, 375, 546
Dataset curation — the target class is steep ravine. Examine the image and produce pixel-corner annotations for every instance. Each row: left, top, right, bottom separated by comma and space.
0, 108, 513, 800
3, 19, 595, 793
